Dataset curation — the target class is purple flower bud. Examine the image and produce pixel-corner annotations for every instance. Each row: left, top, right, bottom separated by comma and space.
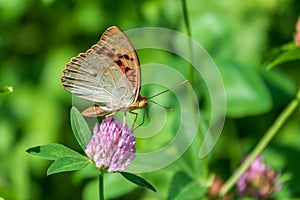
237, 155, 282, 199
85, 117, 136, 173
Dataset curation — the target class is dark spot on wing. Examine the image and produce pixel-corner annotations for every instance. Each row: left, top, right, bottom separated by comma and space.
123, 54, 130, 60
107, 52, 114, 58
95, 46, 106, 54
130, 58, 134, 61
117, 53, 123, 58
125, 67, 130, 73
115, 60, 122, 66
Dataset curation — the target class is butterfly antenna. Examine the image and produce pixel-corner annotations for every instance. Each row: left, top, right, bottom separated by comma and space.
148, 80, 189, 99
148, 99, 174, 111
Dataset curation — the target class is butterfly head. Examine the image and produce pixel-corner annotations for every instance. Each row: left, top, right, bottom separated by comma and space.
137, 96, 148, 108
130, 95, 148, 111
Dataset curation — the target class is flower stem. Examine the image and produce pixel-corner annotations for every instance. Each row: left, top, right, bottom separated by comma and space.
181, 0, 209, 181
219, 88, 300, 197
99, 173, 104, 200
181, 0, 193, 85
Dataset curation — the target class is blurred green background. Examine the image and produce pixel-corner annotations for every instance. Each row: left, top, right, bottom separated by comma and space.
1, 0, 300, 199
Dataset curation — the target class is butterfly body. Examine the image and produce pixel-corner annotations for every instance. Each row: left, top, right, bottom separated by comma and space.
61, 26, 147, 118
80, 94, 148, 117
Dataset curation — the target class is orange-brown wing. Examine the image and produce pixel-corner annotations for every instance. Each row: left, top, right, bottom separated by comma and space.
89, 26, 141, 102
61, 26, 141, 116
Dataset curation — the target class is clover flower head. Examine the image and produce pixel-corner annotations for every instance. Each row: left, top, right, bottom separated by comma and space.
85, 116, 136, 173
237, 155, 282, 199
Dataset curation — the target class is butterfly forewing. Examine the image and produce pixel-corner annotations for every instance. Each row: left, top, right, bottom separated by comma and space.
89, 26, 141, 100
61, 26, 140, 115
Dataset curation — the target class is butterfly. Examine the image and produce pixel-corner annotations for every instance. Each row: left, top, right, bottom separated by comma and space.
61, 26, 148, 121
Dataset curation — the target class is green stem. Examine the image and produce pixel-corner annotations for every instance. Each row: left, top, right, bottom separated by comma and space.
99, 173, 104, 200
181, 0, 194, 86
181, 0, 209, 180
219, 88, 300, 197
198, 117, 210, 178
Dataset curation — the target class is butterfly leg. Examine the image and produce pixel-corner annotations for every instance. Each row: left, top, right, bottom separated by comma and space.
106, 112, 116, 118
129, 110, 138, 129
129, 109, 146, 130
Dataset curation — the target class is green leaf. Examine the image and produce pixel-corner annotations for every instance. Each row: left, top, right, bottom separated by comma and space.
70, 107, 92, 151
219, 63, 272, 117
174, 182, 206, 200
120, 172, 156, 192
267, 46, 300, 69
0, 83, 13, 95
167, 171, 193, 200
26, 143, 85, 160
47, 156, 90, 175
260, 69, 296, 105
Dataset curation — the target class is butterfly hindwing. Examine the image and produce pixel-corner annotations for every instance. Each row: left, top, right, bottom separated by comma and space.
81, 105, 110, 117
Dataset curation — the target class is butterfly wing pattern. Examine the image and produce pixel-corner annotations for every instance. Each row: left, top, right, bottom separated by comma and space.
61, 26, 148, 117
